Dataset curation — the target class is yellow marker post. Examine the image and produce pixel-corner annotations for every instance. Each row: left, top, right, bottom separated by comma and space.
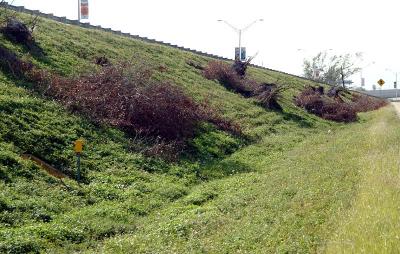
74, 139, 84, 182
74, 139, 84, 154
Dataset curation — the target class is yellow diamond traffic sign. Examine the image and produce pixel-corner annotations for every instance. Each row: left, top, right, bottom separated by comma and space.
377, 79, 385, 86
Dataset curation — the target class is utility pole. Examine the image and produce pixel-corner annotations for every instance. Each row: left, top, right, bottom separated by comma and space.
217, 19, 263, 62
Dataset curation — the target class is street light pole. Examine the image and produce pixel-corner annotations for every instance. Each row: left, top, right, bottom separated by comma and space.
78, 0, 81, 22
360, 61, 375, 88
395, 72, 398, 99
385, 68, 398, 99
218, 19, 263, 61
238, 30, 242, 61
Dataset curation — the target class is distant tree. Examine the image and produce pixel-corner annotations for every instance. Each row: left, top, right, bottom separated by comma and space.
303, 51, 362, 88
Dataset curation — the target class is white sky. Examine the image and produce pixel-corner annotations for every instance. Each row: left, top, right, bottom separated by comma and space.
5, 0, 400, 90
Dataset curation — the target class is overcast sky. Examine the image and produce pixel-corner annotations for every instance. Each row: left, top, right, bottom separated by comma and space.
5, 0, 400, 90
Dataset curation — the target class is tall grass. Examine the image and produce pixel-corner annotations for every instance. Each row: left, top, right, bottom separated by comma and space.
325, 105, 400, 253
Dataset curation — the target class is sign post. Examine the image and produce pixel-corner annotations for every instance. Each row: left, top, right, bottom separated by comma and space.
377, 79, 385, 97
74, 139, 84, 182
78, 0, 89, 21
235, 47, 246, 61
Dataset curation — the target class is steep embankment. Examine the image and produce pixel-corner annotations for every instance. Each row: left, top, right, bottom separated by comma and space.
0, 8, 394, 254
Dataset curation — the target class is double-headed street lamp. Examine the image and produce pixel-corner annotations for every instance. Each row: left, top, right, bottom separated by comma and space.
217, 19, 263, 61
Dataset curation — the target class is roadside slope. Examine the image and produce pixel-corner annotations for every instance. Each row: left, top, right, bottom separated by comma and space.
0, 8, 393, 253
0, 9, 334, 253
94, 106, 399, 253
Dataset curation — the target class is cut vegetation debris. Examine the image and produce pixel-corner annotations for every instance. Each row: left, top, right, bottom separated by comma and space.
0, 9, 395, 254
295, 86, 387, 122
203, 60, 286, 110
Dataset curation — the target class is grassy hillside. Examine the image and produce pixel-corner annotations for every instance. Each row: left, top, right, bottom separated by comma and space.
0, 9, 397, 253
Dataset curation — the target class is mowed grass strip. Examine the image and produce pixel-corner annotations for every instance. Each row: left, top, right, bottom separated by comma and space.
92, 107, 398, 253
325, 104, 400, 254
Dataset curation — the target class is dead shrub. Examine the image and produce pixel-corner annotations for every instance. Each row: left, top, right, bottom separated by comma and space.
94, 56, 111, 67
232, 59, 251, 77
316, 86, 324, 95
1, 18, 33, 44
203, 61, 256, 97
295, 88, 325, 116
351, 93, 387, 112
327, 86, 348, 98
321, 101, 357, 122
254, 83, 284, 111
203, 61, 285, 109
0, 17, 44, 56
31, 62, 241, 143
295, 86, 357, 122
0, 45, 33, 77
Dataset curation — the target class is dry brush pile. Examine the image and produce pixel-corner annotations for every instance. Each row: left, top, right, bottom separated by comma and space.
1, 53, 242, 158
202, 60, 285, 110
0, 18, 242, 159
31, 62, 242, 142
295, 86, 387, 122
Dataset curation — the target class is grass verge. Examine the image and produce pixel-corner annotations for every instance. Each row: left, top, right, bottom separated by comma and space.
325, 104, 400, 253
92, 107, 399, 253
